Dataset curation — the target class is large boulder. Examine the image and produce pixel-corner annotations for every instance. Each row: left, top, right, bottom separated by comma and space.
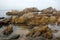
41, 7, 57, 14
26, 25, 52, 39
0, 18, 10, 26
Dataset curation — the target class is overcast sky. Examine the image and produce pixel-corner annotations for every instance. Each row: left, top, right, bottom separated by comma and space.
0, 0, 60, 10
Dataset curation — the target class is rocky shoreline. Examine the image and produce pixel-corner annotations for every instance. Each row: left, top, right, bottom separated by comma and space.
0, 7, 60, 40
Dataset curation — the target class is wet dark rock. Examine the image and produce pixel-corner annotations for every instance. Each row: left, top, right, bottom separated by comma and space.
0, 17, 5, 19
0, 18, 11, 26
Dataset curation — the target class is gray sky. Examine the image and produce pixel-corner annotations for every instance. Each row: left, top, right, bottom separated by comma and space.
0, 0, 60, 10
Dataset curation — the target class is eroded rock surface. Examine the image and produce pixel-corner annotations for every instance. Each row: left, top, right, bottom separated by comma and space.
26, 25, 52, 39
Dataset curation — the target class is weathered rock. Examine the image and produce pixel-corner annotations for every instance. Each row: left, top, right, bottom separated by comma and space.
49, 16, 57, 24
23, 7, 40, 13
53, 11, 60, 17
22, 12, 35, 19
27, 14, 49, 25
27, 16, 41, 25
26, 25, 52, 39
41, 7, 53, 14
11, 12, 37, 24
6, 7, 40, 16
17, 16, 27, 24
0, 18, 10, 26
39, 16, 49, 25
41, 7, 57, 15
3, 18, 11, 24
10, 12, 50, 25
11, 16, 17, 23
6, 10, 20, 15
57, 17, 60, 25
2, 25, 13, 35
